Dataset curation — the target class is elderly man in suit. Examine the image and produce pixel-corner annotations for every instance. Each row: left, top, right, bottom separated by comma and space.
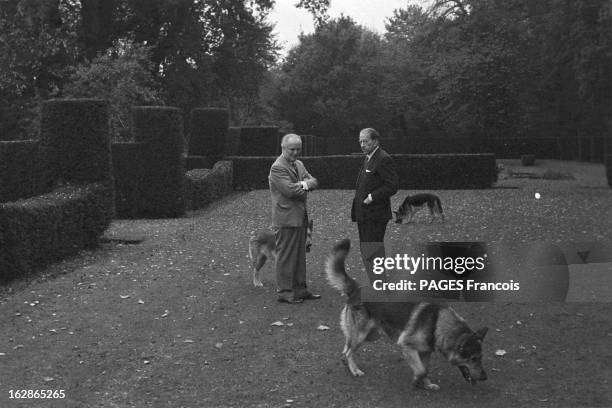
351, 127, 399, 285
269, 134, 320, 304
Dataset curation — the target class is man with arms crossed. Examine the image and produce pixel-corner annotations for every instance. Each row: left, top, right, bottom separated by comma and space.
269, 134, 320, 304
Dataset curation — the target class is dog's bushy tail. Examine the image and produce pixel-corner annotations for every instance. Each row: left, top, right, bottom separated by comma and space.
326, 239, 360, 299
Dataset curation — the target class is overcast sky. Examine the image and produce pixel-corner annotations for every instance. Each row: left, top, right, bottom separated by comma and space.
268, 0, 422, 55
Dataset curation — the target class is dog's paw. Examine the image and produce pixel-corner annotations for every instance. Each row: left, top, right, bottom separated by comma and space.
413, 378, 440, 391
252, 280, 263, 287
424, 383, 440, 391
350, 367, 365, 377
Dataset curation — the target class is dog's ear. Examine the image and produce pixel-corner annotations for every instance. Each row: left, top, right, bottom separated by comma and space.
475, 327, 488, 341
308, 219, 313, 229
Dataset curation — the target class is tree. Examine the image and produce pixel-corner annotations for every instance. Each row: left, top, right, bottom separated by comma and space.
296, 0, 330, 26
0, 0, 79, 139
272, 16, 394, 136
61, 42, 162, 141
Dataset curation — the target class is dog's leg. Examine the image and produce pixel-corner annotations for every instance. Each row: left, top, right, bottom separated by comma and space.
418, 351, 439, 390
252, 254, 266, 287
340, 308, 372, 377
401, 346, 440, 391
342, 336, 369, 377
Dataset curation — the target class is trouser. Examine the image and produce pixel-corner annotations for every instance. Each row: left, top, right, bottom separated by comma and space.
275, 225, 308, 298
357, 220, 388, 285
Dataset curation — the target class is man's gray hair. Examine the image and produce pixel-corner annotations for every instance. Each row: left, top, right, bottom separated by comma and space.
281, 133, 302, 146
360, 128, 380, 141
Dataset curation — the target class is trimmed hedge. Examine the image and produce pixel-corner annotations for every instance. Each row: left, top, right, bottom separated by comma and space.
185, 161, 233, 210
606, 155, 612, 188
0, 140, 48, 202
320, 134, 612, 163
111, 142, 146, 218
227, 154, 496, 190
226, 127, 241, 156
188, 108, 229, 156
132, 106, 186, 218
0, 182, 114, 280
40, 99, 112, 183
185, 155, 219, 170
237, 126, 280, 156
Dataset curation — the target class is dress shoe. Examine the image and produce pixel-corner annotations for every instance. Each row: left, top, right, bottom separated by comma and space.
277, 297, 304, 304
300, 293, 322, 300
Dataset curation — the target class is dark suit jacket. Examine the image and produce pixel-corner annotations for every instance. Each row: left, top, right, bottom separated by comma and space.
351, 147, 399, 223
269, 156, 318, 228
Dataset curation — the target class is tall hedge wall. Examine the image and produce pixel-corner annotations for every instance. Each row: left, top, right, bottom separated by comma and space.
0, 140, 48, 202
0, 182, 114, 280
227, 154, 496, 190
226, 127, 241, 156
188, 108, 229, 156
237, 126, 280, 156
185, 161, 233, 211
111, 142, 146, 218
132, 106, 186, 217
40, 99, 112, 183
606, 155, 612, 188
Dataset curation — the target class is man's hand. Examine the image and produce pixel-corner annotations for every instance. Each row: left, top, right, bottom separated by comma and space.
363, 194, 373, 205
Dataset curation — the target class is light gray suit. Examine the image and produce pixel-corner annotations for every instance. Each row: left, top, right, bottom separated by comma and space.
269, 156, 318, 298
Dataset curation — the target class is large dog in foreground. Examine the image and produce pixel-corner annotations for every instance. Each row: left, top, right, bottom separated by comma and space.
325, 239, 488, 390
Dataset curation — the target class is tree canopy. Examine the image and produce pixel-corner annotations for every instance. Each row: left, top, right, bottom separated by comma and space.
1, 0, 609, 142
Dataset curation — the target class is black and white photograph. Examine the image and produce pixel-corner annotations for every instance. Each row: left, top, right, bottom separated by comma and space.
1, 0, 611, 407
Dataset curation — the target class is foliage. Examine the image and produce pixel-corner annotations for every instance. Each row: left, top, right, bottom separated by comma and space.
0, 0, 280, 138
61, 43, 161, 141
386, 0, 611, 139
0, 0, 80, 139
271, 16, 394, 137
112, 0, 279, 124
296, 0, 330, 26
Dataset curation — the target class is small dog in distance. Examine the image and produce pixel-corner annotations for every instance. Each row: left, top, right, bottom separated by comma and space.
394, 193, 445, 224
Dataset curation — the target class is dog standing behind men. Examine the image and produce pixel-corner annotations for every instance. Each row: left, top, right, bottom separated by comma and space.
394, 193, 445, 224
268, 134, 320, 304
248, 219, 313, 287
326, 238, 488, 390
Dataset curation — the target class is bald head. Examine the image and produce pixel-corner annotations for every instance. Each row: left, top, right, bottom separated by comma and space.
281, 133, 302, 147
281, 133, 302, 162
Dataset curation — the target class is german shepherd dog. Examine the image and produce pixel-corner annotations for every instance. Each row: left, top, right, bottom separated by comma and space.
248, 219, 314, 287
394, 193, 445, 224
326, 239, 488, 390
